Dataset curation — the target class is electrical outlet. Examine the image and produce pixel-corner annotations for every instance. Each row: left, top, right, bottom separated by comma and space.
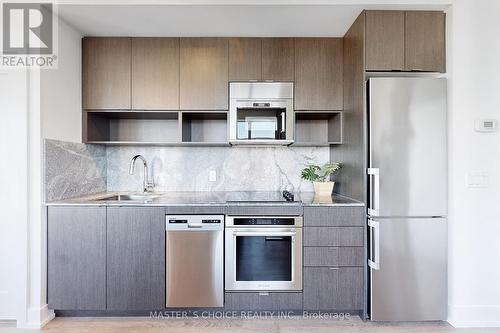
209, 170, 217, 182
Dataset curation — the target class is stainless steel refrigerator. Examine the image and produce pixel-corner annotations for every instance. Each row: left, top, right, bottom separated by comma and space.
367, 78, 448, 321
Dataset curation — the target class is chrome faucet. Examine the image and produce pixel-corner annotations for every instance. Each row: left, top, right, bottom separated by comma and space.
129, 155, 154, 193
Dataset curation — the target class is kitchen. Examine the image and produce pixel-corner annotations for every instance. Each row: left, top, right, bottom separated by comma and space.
1, 1, 499, 332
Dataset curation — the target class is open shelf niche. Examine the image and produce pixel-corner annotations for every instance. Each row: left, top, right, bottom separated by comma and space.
180, 111, 228, 145
84, 110, 180, 145
84, 110, 229, 146
293, 111, 343, 146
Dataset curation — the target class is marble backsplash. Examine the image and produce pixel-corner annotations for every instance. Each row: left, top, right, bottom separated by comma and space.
44, 139, 107, 201
106, 146, 329, 193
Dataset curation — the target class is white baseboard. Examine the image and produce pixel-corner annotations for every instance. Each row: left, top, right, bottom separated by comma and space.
448, 305, 500, 328
17, 304, 55, 329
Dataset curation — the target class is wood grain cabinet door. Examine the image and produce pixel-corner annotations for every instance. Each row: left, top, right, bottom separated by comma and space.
47, 206, 107, 310
229, 38, 262, 81
132, 38, 180, 110
365, 11, 405, 71
405, 11, 446, 72
303, 267, 363, 310
83, 37, 131, 109
180, 38, 229, 110
261, 38, 295, 81
294, 38, 343, 110
106, 207, 165, 310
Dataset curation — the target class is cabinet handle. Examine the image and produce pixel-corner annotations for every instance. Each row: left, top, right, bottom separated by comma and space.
259, 292, 270, 296
329, 267, 339, 270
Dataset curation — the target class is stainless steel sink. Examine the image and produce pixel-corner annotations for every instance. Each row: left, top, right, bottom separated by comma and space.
95, 194, 160, 202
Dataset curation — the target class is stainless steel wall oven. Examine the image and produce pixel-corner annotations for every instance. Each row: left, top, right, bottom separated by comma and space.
225, 216, 302, 291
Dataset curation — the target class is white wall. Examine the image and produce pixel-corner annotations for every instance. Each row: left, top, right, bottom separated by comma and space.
0, 70, 29, 323
447, 0, 500, 327
41, 19, 82, 143
20, 18, 83, 329
0, 16, 82, 328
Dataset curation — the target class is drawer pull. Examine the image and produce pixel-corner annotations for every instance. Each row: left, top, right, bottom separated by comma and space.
329, 267, 339, 270
259, 292, 270, 296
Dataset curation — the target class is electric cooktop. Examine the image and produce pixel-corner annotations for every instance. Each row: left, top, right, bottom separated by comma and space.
226, 190, 299, 203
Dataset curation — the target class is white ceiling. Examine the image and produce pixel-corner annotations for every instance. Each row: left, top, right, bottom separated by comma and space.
57, 3, 450, 37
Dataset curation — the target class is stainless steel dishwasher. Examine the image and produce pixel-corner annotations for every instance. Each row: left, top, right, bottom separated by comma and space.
165, 215, 224, 308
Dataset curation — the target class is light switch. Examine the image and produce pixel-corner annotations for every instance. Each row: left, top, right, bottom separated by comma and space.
466, 172, 489, 188
209, 170, 217, 182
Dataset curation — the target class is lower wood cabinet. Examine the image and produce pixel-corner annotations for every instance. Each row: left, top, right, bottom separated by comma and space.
106, 207, 166, 310
303, 247, 364, 267
48, 206, 166, 311
303, 227, 364, 247
47, 206, 107, 310
225, 292, 303, 311
303, 267, 363, 311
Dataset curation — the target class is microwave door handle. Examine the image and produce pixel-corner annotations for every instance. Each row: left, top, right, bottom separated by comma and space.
281, 111, 285, 134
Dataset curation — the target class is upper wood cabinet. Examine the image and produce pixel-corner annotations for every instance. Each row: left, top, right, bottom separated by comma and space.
405, 11, 446, 72
180, 38, 229, 110
229, 38, 262, 81
295, 38, 343, 110
364, 10, 446, 73
262, 38, 294, 81
131, 38, 179, 110
83, 37, 131, 109
365, 11, 405, 71
229, 38, 294, 82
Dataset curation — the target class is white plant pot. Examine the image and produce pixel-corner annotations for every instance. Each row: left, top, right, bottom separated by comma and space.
313, 181, 335, 196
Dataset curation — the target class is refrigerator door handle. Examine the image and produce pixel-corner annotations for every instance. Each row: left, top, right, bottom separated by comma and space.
368, 219, 380, 270
367, 168, 380, 216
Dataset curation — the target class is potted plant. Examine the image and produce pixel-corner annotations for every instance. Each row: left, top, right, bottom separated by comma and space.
301, 162, 341, 196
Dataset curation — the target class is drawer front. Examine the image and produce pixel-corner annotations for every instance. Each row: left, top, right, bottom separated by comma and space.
303, 227, 364, 246
226, 205, 303, 216
304, 206, 364, 226
304, 247, 364, 267
225, 292, 303, 311
303, 267, 363, 310
166, 205, 225, 215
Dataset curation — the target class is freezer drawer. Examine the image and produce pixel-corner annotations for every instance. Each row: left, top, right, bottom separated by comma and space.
369, 218, 447, 321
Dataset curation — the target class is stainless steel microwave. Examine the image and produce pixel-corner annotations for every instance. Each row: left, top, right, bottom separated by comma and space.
229, 82, 294, 145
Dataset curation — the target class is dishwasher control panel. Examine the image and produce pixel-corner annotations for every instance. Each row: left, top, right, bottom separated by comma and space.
202, 219, 222, 224
166, 215, 225, 230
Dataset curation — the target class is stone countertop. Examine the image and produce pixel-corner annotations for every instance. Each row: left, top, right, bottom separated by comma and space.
45, 191, 364, 207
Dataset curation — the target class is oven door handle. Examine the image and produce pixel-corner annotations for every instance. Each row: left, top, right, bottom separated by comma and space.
265, 236, 287, 241
232, 231, 296, 237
